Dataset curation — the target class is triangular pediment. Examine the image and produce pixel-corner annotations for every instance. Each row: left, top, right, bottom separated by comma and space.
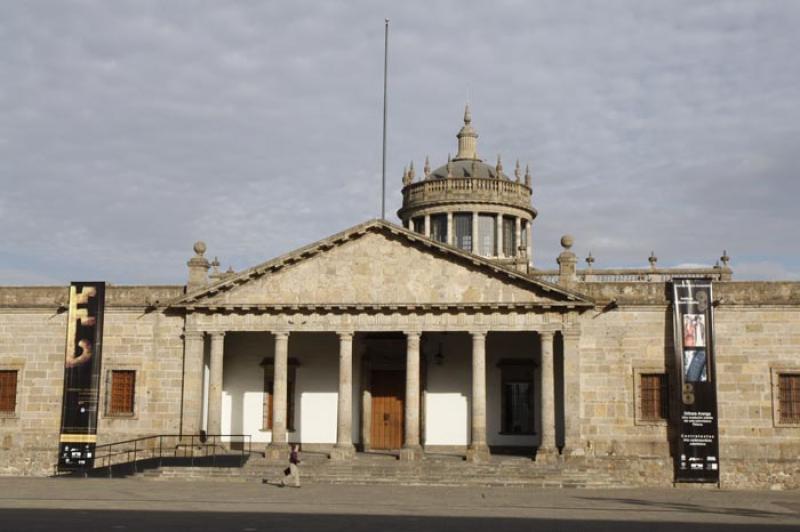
170, 220, 593, 310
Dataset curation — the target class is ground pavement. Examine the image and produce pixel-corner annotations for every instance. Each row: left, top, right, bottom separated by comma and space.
0, 477, 798, 531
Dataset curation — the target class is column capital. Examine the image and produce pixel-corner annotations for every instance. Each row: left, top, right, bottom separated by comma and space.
470, 330, 488, 340
273, 331, 290, 340
404, 330, 422, 340
184, 330, 205, 340
337, 331, 354, 340
538, 330, 556, 341
209, 331, 226, 339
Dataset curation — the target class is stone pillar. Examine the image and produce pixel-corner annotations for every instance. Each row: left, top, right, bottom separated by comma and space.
562, 331, 581, 456
558, 235, 578, 287
496, 214, 503, 257
538, 331, 556, 458
332, 331, 355, 460
467, 331, 490, 462
207, 332, 225, 436
472, 212, 479, 254
514, 217, 522, 256
186, 242, 210, 291
424, 215, 431, 238
401, 331, 422, 460
267, 331, 290, 459
446, 212, 453, 246
181, 331, 205, 436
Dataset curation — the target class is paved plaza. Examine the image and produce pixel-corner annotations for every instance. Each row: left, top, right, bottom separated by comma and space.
0, 478, 798, 531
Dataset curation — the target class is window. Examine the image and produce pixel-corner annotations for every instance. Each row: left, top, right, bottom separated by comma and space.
108, 370, 135, 416
502, 216, 516, 257
640, 373, 668, 421
430, 214, 447, 243
0, 370, 17, 414
478, 214, 496, 256
499, 362, 535, 434
520, 220, 528, 252
453, 213, 473, 251
412, 217, 424, 234
779, 373, 800, 424
262, 361, 297, 431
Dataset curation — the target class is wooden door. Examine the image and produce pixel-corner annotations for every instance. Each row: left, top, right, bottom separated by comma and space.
371, 370, 404, 449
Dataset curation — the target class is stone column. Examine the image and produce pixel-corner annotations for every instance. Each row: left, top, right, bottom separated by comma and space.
424, 214, 431, 238
538, 331, 556, 458
467, 331, 490, 461
514, 217, 522, 256
267, 331, 290, 459
181, 331, 205, 436
401, 331, 422, 460
496, 214, 503, 257
472, 212, 479, 254
207, 332, 226, 436
332, 331, 355, 460
446, 212, 453, 246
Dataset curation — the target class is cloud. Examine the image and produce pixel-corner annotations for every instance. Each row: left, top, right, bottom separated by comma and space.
0, 1, 798, 284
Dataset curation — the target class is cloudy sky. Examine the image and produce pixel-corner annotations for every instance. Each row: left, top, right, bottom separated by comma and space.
1, 1, 798, 285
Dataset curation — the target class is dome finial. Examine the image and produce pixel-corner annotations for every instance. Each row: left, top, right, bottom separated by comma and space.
454, 104, 479, 161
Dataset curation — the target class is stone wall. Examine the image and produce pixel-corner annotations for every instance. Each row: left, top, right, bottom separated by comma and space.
0, 286, 185, 476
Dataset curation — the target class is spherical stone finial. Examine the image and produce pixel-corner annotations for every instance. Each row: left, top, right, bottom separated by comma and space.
560, 234, 574, 250
193, 241, 207, 256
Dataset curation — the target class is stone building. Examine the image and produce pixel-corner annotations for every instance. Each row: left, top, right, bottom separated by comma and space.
1, 108, 799, 488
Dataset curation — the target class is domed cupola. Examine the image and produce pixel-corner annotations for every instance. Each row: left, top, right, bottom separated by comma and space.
397, 106, 538, 270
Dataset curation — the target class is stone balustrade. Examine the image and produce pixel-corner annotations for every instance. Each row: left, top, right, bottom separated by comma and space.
401, 177, 533, 212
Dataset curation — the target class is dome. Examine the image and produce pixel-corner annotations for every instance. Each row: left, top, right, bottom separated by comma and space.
429, 159, 510, 180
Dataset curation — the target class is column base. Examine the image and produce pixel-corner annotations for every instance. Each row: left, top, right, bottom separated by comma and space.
466, 444, 491, 463
265, 443, 290, 462
534, 446, 561, 463
399, 445, 423, 461
330, 444, 355, 461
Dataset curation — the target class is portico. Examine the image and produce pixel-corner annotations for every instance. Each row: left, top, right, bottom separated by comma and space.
171, 220, 592, 462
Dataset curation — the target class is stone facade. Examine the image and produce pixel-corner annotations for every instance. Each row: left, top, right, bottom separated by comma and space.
1, 110, 798, 489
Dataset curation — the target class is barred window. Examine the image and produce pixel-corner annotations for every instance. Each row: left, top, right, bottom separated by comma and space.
779, 374, 800, 424
640, 373, 668, 420
108, 370, 135, 416
502, 216, 516, 257
478, 214, 496, 256
453, 213, 473, 251
0, 370, 17, 413
430, 214, 447, 243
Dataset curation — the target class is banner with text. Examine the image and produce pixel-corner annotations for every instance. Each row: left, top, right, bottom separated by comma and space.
671, 278, 720, 483
57, 282, 106, 471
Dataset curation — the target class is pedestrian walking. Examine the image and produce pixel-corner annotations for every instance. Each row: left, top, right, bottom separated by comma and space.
280, 444, 301, 488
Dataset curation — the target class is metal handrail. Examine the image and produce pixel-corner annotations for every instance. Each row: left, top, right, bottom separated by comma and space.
54, 433, 253, 478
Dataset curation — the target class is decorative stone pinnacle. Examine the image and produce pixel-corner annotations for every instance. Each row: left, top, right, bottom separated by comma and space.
514, 159, 521, 182
446, 154, 453, 178
211, 256, 221, 274
471, 158, 478, 178
495, 154, 503, 177
193, 241, 207, 257
424, 155, 431, 178
409, 160, 415, 180
464, 103, 471, 125
560, 234, 574, 250
586, 251, 595, 267
721, 250, 730, 267
402, 166, 410, 186
524, 164, 531, 187
649, 251, 658, 269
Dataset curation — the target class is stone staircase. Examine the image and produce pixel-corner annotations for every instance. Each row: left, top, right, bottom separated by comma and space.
139, 451, 624, 488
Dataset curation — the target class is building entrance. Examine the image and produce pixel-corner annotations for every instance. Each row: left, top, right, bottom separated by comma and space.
370, 370, 404, 449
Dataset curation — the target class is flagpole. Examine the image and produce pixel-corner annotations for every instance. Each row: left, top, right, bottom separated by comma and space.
381, 18, 389, 220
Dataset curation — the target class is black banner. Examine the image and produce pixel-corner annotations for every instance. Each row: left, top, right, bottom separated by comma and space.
671, 278, 719, 483
58, 282, 105, 470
